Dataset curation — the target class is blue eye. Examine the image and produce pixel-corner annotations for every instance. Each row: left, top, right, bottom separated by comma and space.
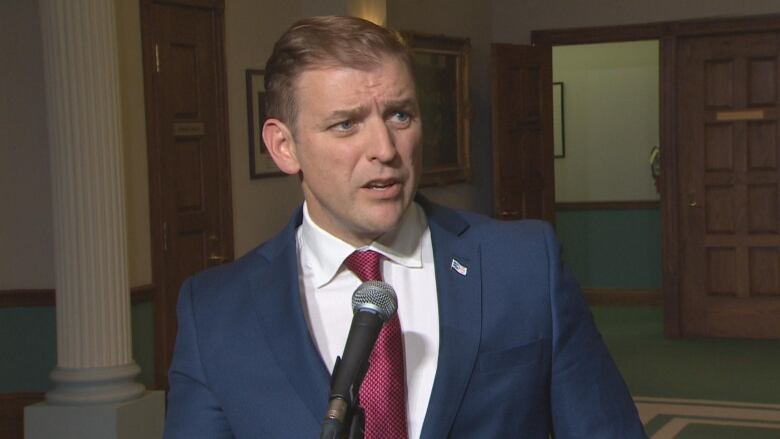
392, 112, 410, 122
335, 120, 353, 131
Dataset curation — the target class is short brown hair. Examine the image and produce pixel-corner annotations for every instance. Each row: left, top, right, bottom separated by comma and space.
264, 16, 413, 130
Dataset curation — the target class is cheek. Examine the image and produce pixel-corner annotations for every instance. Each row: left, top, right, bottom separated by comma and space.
304, 151, 361, 190
402, 134, 423, 166
297, 138, 349, 176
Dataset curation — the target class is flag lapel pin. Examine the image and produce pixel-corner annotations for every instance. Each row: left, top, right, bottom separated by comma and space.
451, 259, 468, 276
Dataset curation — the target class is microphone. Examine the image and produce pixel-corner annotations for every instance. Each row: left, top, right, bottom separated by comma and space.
321, 281, 398, 439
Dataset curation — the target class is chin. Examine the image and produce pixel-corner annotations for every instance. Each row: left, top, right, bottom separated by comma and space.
363, 212, 405, 237
358, 196, 412, 232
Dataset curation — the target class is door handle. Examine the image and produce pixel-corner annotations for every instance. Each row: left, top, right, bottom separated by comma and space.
687, 193, 700, 208
208, 254, 227, 264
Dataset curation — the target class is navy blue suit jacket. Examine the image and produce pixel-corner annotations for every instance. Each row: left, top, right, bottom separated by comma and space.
164, 199, 646, 438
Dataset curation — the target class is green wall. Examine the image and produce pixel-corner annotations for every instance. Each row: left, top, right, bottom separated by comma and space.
0, 206, 661, 394
1, 207, 662, 394
556, 208, 661, 289
0, 302, 156, 393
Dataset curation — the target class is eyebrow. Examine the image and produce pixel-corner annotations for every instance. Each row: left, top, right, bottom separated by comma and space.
325, 105, 370, 123
383, 97, 418, 112
323, 96, 419, 125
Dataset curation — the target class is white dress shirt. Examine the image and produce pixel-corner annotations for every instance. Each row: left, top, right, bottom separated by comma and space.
296, 202, 440, 439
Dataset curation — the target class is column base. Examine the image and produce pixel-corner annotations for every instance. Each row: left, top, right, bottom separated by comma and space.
24, 390, 164, 439
46, 363, 145, 405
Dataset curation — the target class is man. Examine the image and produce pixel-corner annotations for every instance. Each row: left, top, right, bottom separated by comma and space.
164, 16, 646, 438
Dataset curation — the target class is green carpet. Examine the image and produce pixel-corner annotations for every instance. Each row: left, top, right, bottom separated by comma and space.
593, 307, 780, 438
593, 306, 780, 404
677, 424, 779, 438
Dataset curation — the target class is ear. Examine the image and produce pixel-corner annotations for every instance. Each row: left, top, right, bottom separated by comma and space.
262, 118, 300, 175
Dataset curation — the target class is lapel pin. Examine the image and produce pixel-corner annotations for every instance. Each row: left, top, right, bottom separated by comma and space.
451, 259, 468, 276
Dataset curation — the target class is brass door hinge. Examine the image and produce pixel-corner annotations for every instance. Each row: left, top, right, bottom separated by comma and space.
155, 43, 160, 73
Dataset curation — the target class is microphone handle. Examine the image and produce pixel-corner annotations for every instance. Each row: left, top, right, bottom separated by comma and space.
328, 310, 383, 406
321, 310, 383, 439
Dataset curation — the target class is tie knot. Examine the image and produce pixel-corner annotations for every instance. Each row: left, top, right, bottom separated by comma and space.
344, 250, 383, 282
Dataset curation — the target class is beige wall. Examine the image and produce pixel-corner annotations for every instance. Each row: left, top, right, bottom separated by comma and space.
6, 0, 780, 289
118, 0, 152, 285
553, 41, 660, 202
0, 0, 153, 288
492, 0, 780, 44
0, 0, 53, 289
224, 0, 306, 258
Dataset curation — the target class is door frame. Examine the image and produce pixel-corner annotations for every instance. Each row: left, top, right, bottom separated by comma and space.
139, 0, 233, 387
532, 13, 780, 338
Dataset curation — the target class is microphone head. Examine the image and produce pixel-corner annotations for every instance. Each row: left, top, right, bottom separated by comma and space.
351, 281, 398, 322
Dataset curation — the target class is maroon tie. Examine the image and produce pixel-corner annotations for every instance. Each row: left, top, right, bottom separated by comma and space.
344, 250, 409, 439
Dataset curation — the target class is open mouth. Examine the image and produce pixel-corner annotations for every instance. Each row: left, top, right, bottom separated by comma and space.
364, 179, 399, 190
366, 181, 396, 190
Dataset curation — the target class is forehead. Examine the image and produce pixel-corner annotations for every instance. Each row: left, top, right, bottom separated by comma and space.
293, 56, 417, 112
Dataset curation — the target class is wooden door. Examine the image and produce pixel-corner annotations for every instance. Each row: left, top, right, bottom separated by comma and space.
141, 0, 233, 386
491, 44, 555, 223
677, 32, 780, 338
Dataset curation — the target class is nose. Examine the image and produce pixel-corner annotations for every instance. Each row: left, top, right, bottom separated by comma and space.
366, 118, 398, 164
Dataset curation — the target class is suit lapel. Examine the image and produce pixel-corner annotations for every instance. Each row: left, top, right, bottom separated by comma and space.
248, 211, 330, 425
419, 201, 482, 439
245, 201, 483, 435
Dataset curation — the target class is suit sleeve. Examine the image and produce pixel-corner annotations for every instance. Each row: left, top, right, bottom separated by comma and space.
164, 278, 234, 439
542, 224, 647, 438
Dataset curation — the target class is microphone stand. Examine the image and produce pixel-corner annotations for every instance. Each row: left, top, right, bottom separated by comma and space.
319, 400, 364, 439
321, 358, 369, 439
347, 404, 364, 439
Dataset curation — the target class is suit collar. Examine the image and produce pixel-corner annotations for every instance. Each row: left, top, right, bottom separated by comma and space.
416, 194, 471, 237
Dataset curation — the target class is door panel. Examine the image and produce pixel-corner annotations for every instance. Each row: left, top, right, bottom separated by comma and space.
678, 32, 780, 338
142, 1, 233, 387
491, 44, 555, 223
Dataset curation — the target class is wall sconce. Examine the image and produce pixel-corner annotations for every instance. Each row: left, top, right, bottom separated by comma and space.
348, 0, 387, 27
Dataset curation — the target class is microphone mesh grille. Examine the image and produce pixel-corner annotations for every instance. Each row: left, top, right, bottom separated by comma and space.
351, 281, 398, 322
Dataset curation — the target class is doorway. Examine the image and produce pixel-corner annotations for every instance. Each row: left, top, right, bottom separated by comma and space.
551, 41, 662, 305
532, 14, 780, 339
140, 0, 234, 387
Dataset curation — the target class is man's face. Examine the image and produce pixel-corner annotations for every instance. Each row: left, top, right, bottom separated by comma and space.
278, 56, 422, 246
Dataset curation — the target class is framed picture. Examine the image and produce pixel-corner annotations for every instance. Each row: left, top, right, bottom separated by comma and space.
553, 81, 566, 159
402, 32, 471, 186
246, 69, 282, 178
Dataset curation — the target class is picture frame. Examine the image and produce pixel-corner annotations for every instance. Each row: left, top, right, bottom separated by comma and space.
246, 69, 283, 178
553, 81, 566, 159
402, 32, 471, 186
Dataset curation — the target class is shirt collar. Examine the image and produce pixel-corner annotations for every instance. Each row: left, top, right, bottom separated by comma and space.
299, 202, 427, 288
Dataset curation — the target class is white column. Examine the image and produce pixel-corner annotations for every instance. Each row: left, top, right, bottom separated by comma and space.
38, 0, 143, 405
